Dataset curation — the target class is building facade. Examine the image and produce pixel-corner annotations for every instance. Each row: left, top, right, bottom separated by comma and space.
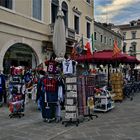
111, 19, 140, 60
94, 21, 122, 51
0, 0, 94, 73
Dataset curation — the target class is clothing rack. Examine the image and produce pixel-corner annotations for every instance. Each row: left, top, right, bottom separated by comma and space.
40, 75, 64, 123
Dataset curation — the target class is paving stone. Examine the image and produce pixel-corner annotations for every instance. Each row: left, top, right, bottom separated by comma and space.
1, 93, 140, 140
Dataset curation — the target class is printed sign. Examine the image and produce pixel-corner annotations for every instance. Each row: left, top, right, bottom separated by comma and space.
66, 77, 77, 83
67, 91, 77, 98
67, 84, 77, 91
65, 106, 77, 111
65, 76, 78, 119
66, 99, 74, 105
65, 112, 77, 119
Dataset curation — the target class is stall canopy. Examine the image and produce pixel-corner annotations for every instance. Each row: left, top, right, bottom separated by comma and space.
75, 50, 139, 64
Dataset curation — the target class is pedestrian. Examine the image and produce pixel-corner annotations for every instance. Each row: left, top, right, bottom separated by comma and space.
36, 70, 46, 110
0, 70, 6, 106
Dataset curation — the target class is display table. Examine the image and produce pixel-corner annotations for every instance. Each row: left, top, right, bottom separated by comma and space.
94, 94, 115, 112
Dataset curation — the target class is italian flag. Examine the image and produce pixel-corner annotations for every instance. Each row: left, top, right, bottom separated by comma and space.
85, 34, 94, 56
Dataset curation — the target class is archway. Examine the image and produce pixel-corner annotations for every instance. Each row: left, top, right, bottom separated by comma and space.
3, 43, 38, 74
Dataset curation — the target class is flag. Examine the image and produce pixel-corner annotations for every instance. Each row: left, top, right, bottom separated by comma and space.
71, 36, 84, 59
71, 43, 77, 59
85, 34, 94, 56
78, 35, 84, 50
112, 39, 121, 57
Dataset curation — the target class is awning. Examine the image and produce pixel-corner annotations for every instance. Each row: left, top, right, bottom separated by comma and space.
75, 50, 139, 64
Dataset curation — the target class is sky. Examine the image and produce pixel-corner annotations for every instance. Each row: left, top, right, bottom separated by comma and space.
94, 0, 140, 25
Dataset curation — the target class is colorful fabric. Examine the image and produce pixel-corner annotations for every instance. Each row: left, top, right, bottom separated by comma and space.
9, 100, 23, 113
84, 34, 94, 56
42, 77, 58, 102
43, 78, 58, 93
112, 39, 121, 58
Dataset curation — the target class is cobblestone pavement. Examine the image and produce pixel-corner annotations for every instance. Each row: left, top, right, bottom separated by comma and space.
0, 93, 140, 140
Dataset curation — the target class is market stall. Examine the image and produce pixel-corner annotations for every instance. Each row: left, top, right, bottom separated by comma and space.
74, 50, 140, 101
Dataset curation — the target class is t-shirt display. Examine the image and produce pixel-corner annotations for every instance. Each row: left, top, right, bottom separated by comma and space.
62, 59, 77, 75
45, 60, 58, 74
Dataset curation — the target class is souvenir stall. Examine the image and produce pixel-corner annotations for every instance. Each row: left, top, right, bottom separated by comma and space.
62, 54, 99, 127
75, 50, 140, 102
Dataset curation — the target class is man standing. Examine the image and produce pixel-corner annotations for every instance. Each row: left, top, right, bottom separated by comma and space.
0, 70, 6, 106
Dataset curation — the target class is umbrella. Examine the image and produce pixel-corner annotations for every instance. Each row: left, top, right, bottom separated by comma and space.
53, 10, 66, 60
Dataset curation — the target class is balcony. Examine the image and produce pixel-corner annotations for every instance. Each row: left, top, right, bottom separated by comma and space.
48, 24, 76, 41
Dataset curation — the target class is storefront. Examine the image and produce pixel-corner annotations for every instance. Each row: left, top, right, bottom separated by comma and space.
3, 43, 38, 74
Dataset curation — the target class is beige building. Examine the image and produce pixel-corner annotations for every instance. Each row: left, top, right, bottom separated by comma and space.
112, 19, 140, 60
94, 21, 122, 51
0, 0, 94, 74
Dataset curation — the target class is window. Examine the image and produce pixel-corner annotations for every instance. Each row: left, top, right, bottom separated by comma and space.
118, 40, 121, 48
131, 31, 136, 39
123, 32, 126, 40
62, 1, 68, 26
94, 32, 97, 40
123, 42, 126, 53
109, 38, 112, 45
112, 39, 114, 45
86, 0, 90, 3
0, 0, 12, 9
130, 42, 137, 56
32, 0, 42, 20
51, 0, 59, 23
130, 21, 137, 27
104, 36, 107, 44
74, 15, 79, 34
87, 22, 90, 38
101, 35, 103, 43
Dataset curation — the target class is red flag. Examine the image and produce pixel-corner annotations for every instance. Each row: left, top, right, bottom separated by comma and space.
85, 41, 92, 56
112, 39, 121, 57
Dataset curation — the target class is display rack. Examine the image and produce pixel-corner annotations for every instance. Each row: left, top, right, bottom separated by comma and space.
94, 95, 115, 112
62, 76, 79, 127
77, 76, 98, 120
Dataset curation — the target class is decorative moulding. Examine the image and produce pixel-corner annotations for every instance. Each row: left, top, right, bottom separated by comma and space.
72, 6, 82, 15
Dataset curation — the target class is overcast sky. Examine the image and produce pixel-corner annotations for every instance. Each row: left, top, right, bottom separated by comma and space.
94, 0, 140, 25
